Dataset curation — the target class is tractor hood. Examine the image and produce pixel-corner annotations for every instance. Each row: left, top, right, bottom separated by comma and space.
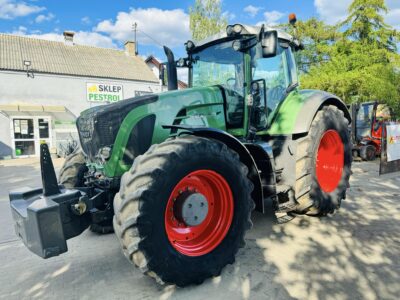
76, 86, 227, 164
77, 93, 158, 161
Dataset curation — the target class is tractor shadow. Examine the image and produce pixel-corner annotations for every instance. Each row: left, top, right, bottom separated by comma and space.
0, 161, 399, 299
161, 161, 400, 299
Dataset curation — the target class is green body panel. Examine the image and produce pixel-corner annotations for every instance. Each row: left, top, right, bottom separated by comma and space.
261, 89, 316, 136
103, 86, 226, 177
94, 87, 328, 177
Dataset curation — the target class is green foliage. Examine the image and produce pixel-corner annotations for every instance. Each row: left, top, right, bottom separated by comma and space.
297, 0, 400, 114
282, 18, 340, 73
342, 0, 398, 51
189, 0, 227, 41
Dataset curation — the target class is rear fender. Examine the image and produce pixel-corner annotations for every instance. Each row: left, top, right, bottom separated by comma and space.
267, 90, 351, 136
293, 90, 351, 135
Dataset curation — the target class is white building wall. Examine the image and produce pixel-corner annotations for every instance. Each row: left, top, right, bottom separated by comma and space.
0, 114, 11, 157
0, 70, 161, 116
0, 70, 161, 158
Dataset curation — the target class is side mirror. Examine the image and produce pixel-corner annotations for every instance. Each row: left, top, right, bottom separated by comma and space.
261, 31, 278, 58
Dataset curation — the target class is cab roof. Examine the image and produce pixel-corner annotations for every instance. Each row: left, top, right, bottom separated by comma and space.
193, 24, 299, 49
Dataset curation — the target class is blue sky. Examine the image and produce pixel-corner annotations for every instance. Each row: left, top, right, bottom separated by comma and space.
1, 0, 399, 61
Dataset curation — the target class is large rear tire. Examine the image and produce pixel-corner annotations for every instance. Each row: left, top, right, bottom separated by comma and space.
295, 105, 352, 215
59, 147, 113, 234
113, 136, 254, 286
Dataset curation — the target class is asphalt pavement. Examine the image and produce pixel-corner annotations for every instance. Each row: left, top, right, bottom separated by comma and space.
0, 158, 399, 300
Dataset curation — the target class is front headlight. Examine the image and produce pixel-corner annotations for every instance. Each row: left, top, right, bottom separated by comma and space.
233, 24, 243, 34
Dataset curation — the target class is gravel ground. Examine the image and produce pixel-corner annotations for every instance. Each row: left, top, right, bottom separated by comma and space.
0, 158, 399, 300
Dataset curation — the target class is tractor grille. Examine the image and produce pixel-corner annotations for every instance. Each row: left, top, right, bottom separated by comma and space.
76, 94, 158, 161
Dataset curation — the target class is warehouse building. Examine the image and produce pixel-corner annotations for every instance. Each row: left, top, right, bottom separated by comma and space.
0, 31, 161, 159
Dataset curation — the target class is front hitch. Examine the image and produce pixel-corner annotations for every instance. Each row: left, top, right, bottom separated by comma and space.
9, 144, 90, 258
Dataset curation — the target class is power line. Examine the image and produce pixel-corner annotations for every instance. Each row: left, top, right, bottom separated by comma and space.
132, 23, 164, 47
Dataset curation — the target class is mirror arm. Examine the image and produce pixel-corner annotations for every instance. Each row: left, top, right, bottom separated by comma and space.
285, 82, 299, 95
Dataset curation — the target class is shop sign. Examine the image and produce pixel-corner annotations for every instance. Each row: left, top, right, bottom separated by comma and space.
86, 83, 123, 102
387, 124, 400, 162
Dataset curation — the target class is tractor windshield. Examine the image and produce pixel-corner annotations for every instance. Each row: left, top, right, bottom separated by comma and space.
191, 41, 245, 95
356, 103, 374, 138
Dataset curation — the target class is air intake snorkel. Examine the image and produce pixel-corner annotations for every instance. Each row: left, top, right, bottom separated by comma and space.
163, 46, 178, 91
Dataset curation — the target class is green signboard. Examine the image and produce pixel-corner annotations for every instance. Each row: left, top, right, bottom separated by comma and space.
86, 83, 124, 102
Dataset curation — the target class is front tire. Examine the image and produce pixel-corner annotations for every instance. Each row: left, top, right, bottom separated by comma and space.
295, 105, 352, 215
58, 147, 113, 234
59, 147, 86, 188
113, 136, 254, 286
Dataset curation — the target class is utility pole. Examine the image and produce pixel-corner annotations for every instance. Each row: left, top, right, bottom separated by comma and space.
132, 22, 138, 55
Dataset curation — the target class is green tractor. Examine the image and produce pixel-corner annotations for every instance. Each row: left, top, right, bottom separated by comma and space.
9, 22, 352, 286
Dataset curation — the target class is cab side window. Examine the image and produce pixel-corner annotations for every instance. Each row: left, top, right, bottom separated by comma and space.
252, 45, 291, 116
286, 47, 298, 86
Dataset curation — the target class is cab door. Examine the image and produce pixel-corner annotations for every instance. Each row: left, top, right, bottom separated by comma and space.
251, 44, 297, 127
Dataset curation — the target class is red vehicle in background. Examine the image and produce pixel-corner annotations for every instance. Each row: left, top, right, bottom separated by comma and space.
350, 101, 396, 161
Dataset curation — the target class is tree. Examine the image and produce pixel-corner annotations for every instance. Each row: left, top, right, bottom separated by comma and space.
300, 0, 400, 113
189, 0, 227, 41
342, 0, 398, 52
281, 18, 340, 73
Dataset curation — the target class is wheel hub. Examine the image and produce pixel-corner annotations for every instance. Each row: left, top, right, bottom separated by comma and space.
316, 130, 344, 193
164, 170, 234, 257
176, 192, 209, 227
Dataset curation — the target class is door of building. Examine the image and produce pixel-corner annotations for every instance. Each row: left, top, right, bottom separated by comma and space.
11, 117, 52, 157
13, 118, 35, 157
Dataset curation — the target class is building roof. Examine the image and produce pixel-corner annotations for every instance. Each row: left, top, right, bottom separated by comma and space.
145, 55, 161, 68
145, 55, 188, 89
0, 33, 158, 83
178, 80, 188, 89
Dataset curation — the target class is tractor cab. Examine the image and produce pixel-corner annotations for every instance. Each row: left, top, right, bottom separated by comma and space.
166, 23, 302, 138
351, 101, 394, 160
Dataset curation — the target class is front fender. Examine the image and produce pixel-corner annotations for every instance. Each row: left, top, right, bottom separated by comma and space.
164, 126, 264, 213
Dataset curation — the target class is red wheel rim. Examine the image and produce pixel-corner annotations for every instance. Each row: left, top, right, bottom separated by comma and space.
316, 130, 344, 193
164, 170, 234, 257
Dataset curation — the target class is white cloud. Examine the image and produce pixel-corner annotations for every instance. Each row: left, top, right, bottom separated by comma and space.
73, 32, 117, 48
257, 10, 285, 26
0, 0, 44, 19
11, 25, 28, 35
35, 12, 54, 23
81, 16, 91, 25
177, 67, 188, 84
244, 5, 262, 18
95, 8, 190, 47
314, 0, 400, 26
386, 1, 400, 30
11, 27, 117, 49
222, 11, 236, 21
314, 0, 351, 24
